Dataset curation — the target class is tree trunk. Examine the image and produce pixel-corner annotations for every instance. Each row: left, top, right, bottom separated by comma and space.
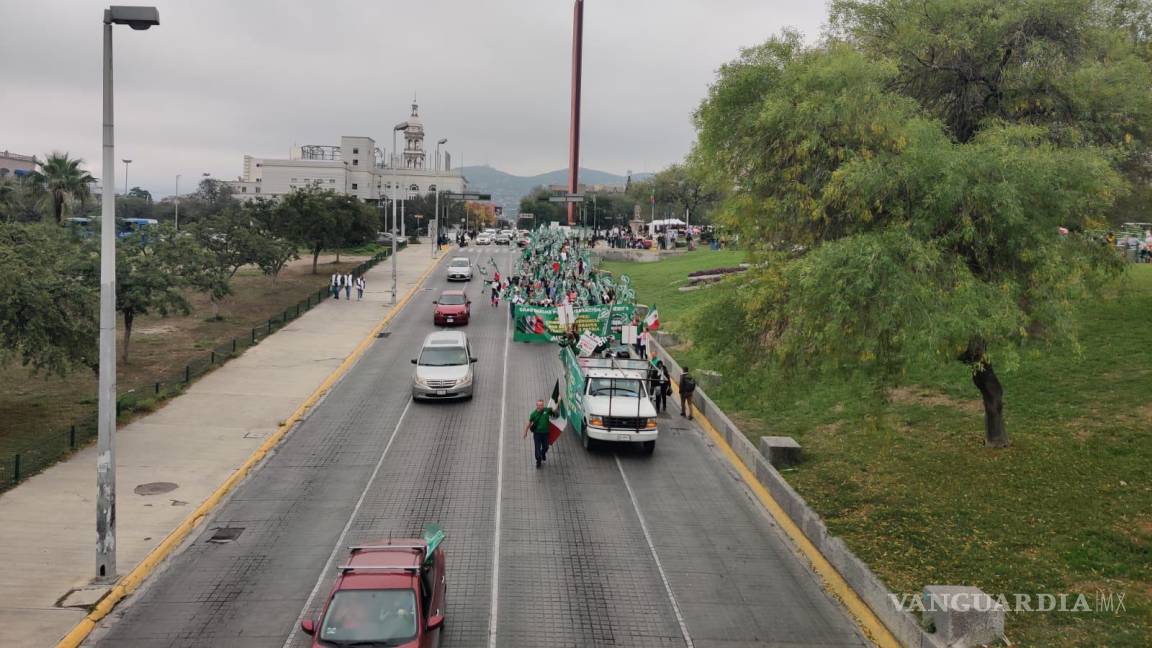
972, 362, 1008, 447
312, 244, 321, 274
54, 193, 65, 224
335, 249, 342, 263
122, 310, 134, 364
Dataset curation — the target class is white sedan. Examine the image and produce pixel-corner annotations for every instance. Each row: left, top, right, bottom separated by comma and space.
446, 257, 473, 281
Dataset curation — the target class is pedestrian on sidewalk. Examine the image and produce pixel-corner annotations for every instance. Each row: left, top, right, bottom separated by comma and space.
523, 399, 553, 468
679, 366, 697, 420
344, 272, 353, 300
331, 272, 341, 299
355, 275, 366, 300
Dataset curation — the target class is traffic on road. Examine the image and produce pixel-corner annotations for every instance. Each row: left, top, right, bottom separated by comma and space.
83, 230, 870, 648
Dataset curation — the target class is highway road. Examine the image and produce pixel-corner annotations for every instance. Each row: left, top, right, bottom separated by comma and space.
89, 247, 870, 648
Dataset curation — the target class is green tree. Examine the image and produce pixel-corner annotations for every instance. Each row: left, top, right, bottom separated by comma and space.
692, 26, 1136, 447
279, 186, 378, 273
245, 199, 299, 282
0, 177, 44, 223
648, 164, 718, 225
115, 226, 202, 362
0, 223, 98, 375
830, 0, 1152, 220
26, 152, 94, 224
127, 186, 152, 202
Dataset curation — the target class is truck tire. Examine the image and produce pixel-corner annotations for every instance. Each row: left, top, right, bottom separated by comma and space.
641, 440, 656, 455
581, 421, 597, 451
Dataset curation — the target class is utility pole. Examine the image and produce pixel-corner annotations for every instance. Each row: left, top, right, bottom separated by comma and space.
566, 0, 584, 226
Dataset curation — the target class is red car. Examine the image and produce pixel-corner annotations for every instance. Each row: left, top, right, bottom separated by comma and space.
301, 527, 447, 648
433, 290, 470, 326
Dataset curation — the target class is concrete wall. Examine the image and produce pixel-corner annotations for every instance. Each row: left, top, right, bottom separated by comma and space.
648, 331, 945, 648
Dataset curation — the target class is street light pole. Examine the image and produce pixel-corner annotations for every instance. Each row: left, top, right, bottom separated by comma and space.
174, 173, 180, 230
99, 4, 159, 583
391, 122, 406, 305
122, 159, 131, 195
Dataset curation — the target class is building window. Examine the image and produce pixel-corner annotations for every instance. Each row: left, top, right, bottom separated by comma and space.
256, 178, 261, 183
409, 184, 419, 192
329, 179, 335, 184
428, 184, 436, 192
241, 186, 247, 193
353, 148, 359, 154
353, 159, 359, 166
255, 187, 261, 193
352, 183, 358, 190
291, 178, 297, 182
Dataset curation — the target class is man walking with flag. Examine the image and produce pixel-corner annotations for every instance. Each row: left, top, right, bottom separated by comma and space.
523, 382, 566, 468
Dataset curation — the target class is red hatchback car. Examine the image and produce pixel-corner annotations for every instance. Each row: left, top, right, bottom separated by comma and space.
300, 527, 447, 648
433, 290, 470, 326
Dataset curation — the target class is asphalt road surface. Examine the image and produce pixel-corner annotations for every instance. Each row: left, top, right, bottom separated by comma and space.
89, 246, 871, 648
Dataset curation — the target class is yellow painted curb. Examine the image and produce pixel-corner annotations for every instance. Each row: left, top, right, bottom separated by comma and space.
666, 374, 901, 648
55, 252, 442, 648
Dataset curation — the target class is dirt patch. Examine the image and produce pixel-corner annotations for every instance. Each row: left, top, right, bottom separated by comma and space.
887, 386, 982, 414
134, 324, 179, 336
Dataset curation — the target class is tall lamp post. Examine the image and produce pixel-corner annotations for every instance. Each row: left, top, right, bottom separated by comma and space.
122, 159, 132, 195
436, 137, 447, 173
391, 122, 406, 304
99, 4, 159, 582
174, 173, 181, 230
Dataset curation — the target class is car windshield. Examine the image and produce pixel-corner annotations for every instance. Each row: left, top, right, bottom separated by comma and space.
438, 294, 466, 305
587, 378, 645, 398
318, 588, 418, 645
450, 260, 469, 267
419, 346, 469, 366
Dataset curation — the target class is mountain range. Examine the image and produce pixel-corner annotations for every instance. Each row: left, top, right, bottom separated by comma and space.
456, 165, 651, 217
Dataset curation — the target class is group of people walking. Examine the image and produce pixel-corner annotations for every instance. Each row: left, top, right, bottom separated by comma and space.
329, 272, 367, 301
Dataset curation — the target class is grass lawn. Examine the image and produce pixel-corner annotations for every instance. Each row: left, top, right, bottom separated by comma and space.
610, 250, 1151, 647
599, 248, 747, 332
0, 253, 372, 482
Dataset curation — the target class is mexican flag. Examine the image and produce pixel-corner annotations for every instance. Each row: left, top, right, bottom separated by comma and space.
644, 306, 660, 331
547, 380, 566, 445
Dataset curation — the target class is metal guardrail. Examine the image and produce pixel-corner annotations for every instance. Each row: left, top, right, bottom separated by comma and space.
0, 244, 405, 491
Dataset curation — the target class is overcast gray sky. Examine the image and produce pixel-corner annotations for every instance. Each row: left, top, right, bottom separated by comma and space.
0, 0, 826, 196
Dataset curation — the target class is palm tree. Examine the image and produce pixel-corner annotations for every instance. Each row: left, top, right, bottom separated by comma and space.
27, 152, 95, 224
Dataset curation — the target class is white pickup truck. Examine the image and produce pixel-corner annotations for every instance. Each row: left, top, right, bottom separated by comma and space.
561, 347, 658, 454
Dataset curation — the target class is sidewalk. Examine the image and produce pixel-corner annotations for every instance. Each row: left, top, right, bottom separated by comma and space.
0, 244, 442, 646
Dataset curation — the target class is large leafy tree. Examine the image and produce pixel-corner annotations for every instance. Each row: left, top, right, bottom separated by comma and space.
693, 13, 1143, 447
831, 0, 1152, 221
647, 163, 718, 225
0, 223, 98, 375
115, 226, 208, 362
278, 186, 378, 273
26, 152, 94, 224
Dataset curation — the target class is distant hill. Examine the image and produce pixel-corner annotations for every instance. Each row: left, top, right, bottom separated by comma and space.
456, 165, 653, 218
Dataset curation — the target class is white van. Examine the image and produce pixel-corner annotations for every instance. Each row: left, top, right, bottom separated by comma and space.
411, 331, 476, 400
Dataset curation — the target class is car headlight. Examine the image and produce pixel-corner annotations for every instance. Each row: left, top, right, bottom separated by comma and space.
645, 419, 658, 429
458, 374, 472, 386
414, 375, 428, 386
588, 416, 603, 427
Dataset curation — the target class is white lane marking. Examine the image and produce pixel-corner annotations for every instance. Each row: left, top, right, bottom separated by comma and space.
281, 398, 413, 648
486, 255, 513, 648
616, 456, 695, 648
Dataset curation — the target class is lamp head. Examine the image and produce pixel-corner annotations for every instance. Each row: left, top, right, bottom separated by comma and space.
438, 138, 448, 145
107, 6, 160, 30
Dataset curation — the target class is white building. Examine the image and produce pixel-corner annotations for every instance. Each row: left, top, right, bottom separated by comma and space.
225, 101, 465, 202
